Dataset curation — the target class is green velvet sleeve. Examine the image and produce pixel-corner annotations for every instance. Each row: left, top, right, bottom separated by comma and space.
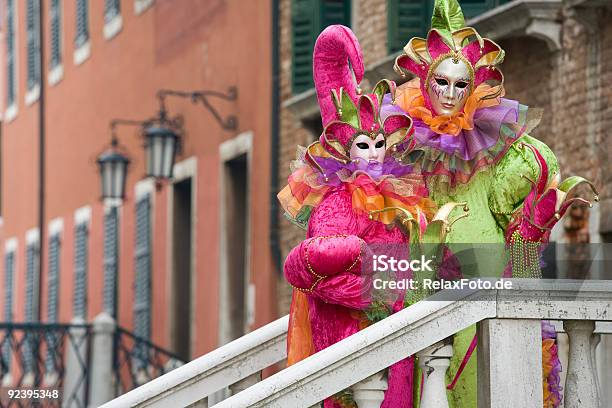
488, 135, 559, 231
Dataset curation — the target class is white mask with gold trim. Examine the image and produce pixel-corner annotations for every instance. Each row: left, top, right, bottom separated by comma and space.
426, 57, 472, 116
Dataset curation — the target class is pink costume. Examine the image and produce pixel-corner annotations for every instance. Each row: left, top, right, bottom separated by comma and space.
278, 25, 435, 408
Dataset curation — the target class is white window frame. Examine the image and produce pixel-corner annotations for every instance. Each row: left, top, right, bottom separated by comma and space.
218, 131, 254, 345
134, 0, 154, 15
103, 0, 122, 40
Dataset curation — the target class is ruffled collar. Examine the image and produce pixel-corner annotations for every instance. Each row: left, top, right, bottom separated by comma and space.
385, 79, 539, 187
277, 150, 435, 229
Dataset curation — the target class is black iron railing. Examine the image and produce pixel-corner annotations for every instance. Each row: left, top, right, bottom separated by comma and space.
113, 327, 184, 396
0, 322, 92, 408
0, 322, 185, 407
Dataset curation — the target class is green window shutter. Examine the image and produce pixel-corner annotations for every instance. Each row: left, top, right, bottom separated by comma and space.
50, 0, 62, 69
47, 234, 61, 323
2, 251, 15, 374
105, 0, 120, 23
103, 206, 119, 317
388, 0, 512, 54
26, 0, 40, 91
134, 195, 151, 342
291, 0, 351, 94
387, 0, 431, 54
6, 0, 15, 106
73, 222, 89, 319
24, 240, 40, 373
460, 0, 511, 19
75, 0, 89, 48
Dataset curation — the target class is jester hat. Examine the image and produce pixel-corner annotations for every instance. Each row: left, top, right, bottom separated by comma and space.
307, 25, 414, 169
394, 0, 505, 112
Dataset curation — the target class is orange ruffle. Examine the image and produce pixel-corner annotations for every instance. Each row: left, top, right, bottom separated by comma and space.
396, 78, 504, 136
542, 338, 561, 408
278, 164, 436, 227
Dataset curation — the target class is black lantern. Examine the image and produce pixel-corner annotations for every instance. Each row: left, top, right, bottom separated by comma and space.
97, 140, 130, 200
143, 125, 179, 179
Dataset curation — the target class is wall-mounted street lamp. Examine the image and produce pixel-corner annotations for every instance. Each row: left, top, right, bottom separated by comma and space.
96, 87, 237, 200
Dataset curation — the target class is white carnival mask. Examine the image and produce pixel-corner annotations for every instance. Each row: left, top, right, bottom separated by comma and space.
426, 57, 472, 116
349, 133, 386, 167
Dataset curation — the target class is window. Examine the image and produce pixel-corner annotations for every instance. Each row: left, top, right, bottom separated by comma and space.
24, 232, 40, 374
103, 206, 119, 317
291, 0, 351, 94
50, 0, 62, 70
104, 0, 122, 39
45, 230, 61, 373
387, 0, 431, 54
75, 0, 89, 48
105, 0, 120, 23
387, 0, 511, 53
2, 244, 16, 375
134, 195, 151, 345
6, 0, 16, 109
47, 233, 61, 323
73, 221, 89, 319
26, 0, 41, 94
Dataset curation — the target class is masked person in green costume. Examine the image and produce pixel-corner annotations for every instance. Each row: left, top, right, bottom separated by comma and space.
384, 0, 598, 406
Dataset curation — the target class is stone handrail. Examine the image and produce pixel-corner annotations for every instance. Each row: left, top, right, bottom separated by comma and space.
101, 314, 289, 407
215, 279, 611, 408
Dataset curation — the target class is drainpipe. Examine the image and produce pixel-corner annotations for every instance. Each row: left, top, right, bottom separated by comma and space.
37, 0, 46, 321
269, 0, 282, 273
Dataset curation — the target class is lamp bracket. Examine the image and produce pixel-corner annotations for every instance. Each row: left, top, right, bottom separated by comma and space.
157, 87, 238, 131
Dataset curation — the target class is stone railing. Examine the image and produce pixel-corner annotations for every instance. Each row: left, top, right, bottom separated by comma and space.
101, 280, 612, 408
100, 314, 289, 407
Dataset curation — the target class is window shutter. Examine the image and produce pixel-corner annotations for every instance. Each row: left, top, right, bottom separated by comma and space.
73, 223, 89, 319
2, 251, 15, 374
6, 0, 15, 106
46, 234, 61, 373
104, 0, 120, 23
387, 0, 431, 54
75, 0, 89, 47
387, 0, 512, 53
103, 207, 119, 317
3, 252, 15, 322
134, 195, 151, 343
291, 0, 351, 94
460, 0, 511, 19
47, 234, 61, 323
25, 242, 40, 322
319, 0, 350, 28
26, 0, 40, 91
24, 240, 40, 373
50, 0, 61, 68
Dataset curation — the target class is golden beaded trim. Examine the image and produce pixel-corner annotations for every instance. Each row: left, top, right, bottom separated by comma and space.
292, 234, 363, 294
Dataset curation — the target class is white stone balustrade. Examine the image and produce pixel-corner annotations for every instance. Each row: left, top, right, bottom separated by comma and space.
351, 370, 388, 408
101, 280, 612, 408
564, 320, 600, 408
417, 341, 453, 408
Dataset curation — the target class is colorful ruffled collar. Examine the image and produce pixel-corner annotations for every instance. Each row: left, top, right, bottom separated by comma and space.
385, 79, 540, 188
277, 148, 435, 229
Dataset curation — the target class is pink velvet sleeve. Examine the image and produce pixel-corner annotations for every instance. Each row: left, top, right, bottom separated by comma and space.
284, 191, 373, 309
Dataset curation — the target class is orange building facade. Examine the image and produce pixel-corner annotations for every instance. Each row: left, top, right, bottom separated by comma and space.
0, 0, 276, 367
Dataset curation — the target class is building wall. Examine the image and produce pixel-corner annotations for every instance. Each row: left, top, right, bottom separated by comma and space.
276, 0, 612, 314
0, 0, 274, 358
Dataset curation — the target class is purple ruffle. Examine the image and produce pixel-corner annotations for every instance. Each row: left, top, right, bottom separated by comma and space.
382, 94, 520, 160
413, 98, 519, 160
313, 156, 413, 186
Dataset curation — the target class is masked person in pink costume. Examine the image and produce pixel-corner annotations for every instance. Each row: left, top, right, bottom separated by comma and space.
277, 25, 467, 408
